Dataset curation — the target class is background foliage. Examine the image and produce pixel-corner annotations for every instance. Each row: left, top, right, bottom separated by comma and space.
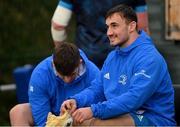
0, 0, 75, 125
0, 0, 75, 84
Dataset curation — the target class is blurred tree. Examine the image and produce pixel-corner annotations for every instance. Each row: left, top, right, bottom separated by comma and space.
0, 0, 76, 125
0, 0, 75, 83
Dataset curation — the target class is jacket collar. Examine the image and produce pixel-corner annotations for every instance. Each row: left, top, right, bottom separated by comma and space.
116, 30, 152, 55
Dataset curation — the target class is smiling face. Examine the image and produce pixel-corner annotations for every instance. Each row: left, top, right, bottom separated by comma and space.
106, 13, 132, 48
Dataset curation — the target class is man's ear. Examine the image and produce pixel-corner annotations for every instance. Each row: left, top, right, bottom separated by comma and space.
128, 21, 137, 32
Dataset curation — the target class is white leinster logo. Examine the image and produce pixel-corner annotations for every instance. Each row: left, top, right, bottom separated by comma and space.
118, 75, 127, 85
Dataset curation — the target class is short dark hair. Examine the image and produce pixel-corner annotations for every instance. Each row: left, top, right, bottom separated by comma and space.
53, 42, 80, 76
106, 4, 137, 25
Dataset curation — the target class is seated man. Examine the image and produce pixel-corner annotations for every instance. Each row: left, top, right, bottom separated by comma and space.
61, 4, 176, 126
9, 42, 100, 126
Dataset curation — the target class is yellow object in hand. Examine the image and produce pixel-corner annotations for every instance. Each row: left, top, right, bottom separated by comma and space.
45, 110, 73, 127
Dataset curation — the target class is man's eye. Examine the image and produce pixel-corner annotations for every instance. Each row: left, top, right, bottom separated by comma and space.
112, 24, 117, 28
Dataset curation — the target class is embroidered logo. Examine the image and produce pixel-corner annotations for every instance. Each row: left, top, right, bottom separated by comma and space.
118, 75, 127, 85
104, 73, 110, 79
134, 69, 151, 78
137, 115, 144, 122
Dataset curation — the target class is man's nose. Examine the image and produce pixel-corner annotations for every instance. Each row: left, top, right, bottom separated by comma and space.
107, 28, 113, 36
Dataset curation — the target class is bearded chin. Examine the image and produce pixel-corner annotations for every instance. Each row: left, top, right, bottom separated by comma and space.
117, 37, 129, 48
109, 36, 129, 47
110, 40, 125, 47
118, 41, 126, 47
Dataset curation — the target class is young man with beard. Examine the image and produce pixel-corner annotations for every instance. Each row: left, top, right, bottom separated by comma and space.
61, 5, 176, 126
51, 0, 149, 68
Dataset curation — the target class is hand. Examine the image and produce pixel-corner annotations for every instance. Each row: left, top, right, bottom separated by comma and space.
60, 99, 77, 115
72, 107, 93, 124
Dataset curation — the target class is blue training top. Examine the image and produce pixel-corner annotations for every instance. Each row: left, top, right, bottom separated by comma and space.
72, 31, 176, 126
28, 50, 100, 126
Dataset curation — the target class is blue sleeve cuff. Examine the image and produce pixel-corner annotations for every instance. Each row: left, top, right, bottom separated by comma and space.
91, 104, 98, 118
69, 96, 81, 108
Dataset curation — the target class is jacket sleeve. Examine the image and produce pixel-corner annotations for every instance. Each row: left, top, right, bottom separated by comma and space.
91, 54, 166, 119
71, 71, 105, 108
28, 72, 50, 126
